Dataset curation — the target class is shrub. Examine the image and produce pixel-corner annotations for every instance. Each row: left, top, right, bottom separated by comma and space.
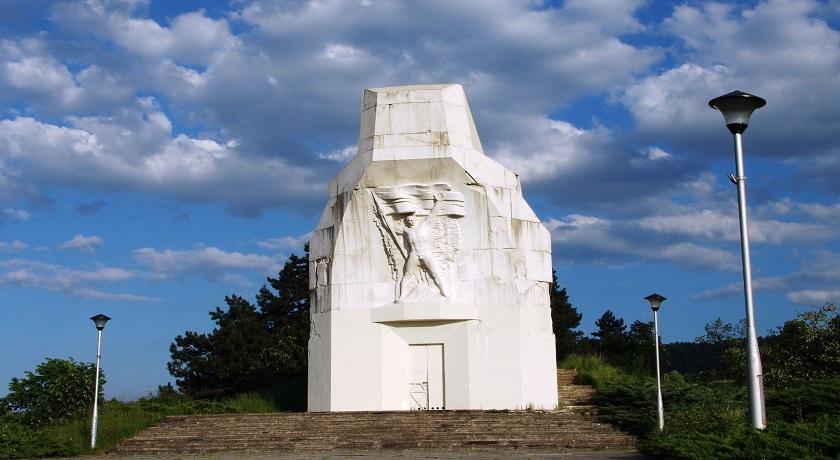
1, 358, 102, 427
0, 416, 79, 459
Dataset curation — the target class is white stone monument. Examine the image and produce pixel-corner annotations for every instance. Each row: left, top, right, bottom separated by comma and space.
308, 84, 557, 411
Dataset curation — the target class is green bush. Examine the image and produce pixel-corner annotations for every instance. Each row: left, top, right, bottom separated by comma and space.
592, 374, 657, 435
1, 358, 102, 427
585, 366, 840, 459
0, 416, 80, 459
766, 377, 840, 423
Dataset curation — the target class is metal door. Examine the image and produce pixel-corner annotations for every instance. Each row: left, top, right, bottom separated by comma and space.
408, 344, 445, 410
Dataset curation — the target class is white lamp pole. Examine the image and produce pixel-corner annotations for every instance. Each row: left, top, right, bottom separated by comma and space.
709, 90, 767, 430
90, 314, 110, 449
645, 293, 666, 431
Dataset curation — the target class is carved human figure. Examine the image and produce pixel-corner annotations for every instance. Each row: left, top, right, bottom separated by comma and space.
315, 258, 328, 287
397, 194, 450, 301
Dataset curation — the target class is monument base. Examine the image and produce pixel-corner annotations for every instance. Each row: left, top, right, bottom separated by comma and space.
308, 304, 557, 412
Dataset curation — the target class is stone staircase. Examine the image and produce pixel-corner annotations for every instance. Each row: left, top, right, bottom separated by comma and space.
110, 369, 635, 455
557, 368, 597, 414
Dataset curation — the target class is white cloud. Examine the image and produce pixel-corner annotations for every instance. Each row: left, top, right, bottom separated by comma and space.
624, 0, 840, 161
256, 233, 312, 253
492, 118, 609, 183
786, 289, 840, 305
1, 0, 663, 215
645, 147, 671, 161
59, 234, 104, 252
638, 208, 835, 244
1, 55, 83, 110
695, 250, 840, 304
0, 240, 27, 252
0, 258, 150, 301
318, 145, 356, 163
0, 116, 323, 215
546, 213, 740, 271
132, 246, 278, 281
622, 63, 727, 144
3, 207, 31, 221
320, 43, 368, 64
53, 3, 238, 65
760, 198, 840, 222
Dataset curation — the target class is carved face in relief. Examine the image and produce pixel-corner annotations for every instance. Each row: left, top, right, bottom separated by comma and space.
405, 215, 416, 227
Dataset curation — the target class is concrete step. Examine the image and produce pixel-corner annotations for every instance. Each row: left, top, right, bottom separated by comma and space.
111, 369, 634, 455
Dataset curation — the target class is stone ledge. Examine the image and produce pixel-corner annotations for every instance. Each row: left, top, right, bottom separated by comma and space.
371, 301, 478, 323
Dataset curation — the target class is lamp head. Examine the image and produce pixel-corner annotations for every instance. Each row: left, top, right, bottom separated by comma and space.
709, 90, 766, 134
91, 314, 111, 331
645, 293, 667, 312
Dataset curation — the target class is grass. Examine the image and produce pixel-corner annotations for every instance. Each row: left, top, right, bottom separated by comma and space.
42, 400, 170, 455
558, 353, 622, 391
1, 389, 288, 458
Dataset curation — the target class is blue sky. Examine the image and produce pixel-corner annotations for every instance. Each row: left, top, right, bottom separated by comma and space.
1, 0, 839, 399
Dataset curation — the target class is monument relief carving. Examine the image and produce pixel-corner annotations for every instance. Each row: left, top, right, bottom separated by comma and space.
313, 257, 329, 312
370, 184, 464, 303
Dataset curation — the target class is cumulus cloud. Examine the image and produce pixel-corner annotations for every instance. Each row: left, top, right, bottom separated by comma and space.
59, 234, 104, 252
759, 198, 840, 222
638, 209, 835, 244
256, 232, 312, 253
52, 2, 238, 65
623, 0, 840, 163
696, 250, 840, 305
546, 213, 741, 271
0, 54, 83, 111
0, 115, 322, 215
133, 246, 278, 282
0, 258, 151, 301
0, 0, 667, 215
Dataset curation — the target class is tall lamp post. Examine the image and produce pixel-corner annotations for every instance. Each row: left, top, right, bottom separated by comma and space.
89, 314, 110, 449
709, 90, 767, 430
645, 293, 666, 431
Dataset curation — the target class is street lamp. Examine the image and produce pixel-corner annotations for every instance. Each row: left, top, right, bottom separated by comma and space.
645, 293, 666, 431
89, 314, 110, 449
709, 90, 767, 430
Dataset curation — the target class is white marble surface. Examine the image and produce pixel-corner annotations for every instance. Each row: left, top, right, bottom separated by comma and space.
308, 84, 557, 412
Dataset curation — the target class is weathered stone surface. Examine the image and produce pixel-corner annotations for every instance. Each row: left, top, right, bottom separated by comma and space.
309, 84, 556, 412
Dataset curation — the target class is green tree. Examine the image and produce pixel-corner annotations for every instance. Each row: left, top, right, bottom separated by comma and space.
626, 320, 658, 372
592, 310, 628, 365
168, 247, 310, 398
696, 317, 745, 344
549, 271, 583, 360
256, 250, 310, 376
763, 303, 840, 387
695, 317, 746, 380
1, 357, 102, 427
168, 295, 276, 397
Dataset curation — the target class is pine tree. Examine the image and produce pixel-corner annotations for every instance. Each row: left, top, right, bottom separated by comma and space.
549, 271, 583, 359
168, 246, 310, 398
592, 310, 628, 365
